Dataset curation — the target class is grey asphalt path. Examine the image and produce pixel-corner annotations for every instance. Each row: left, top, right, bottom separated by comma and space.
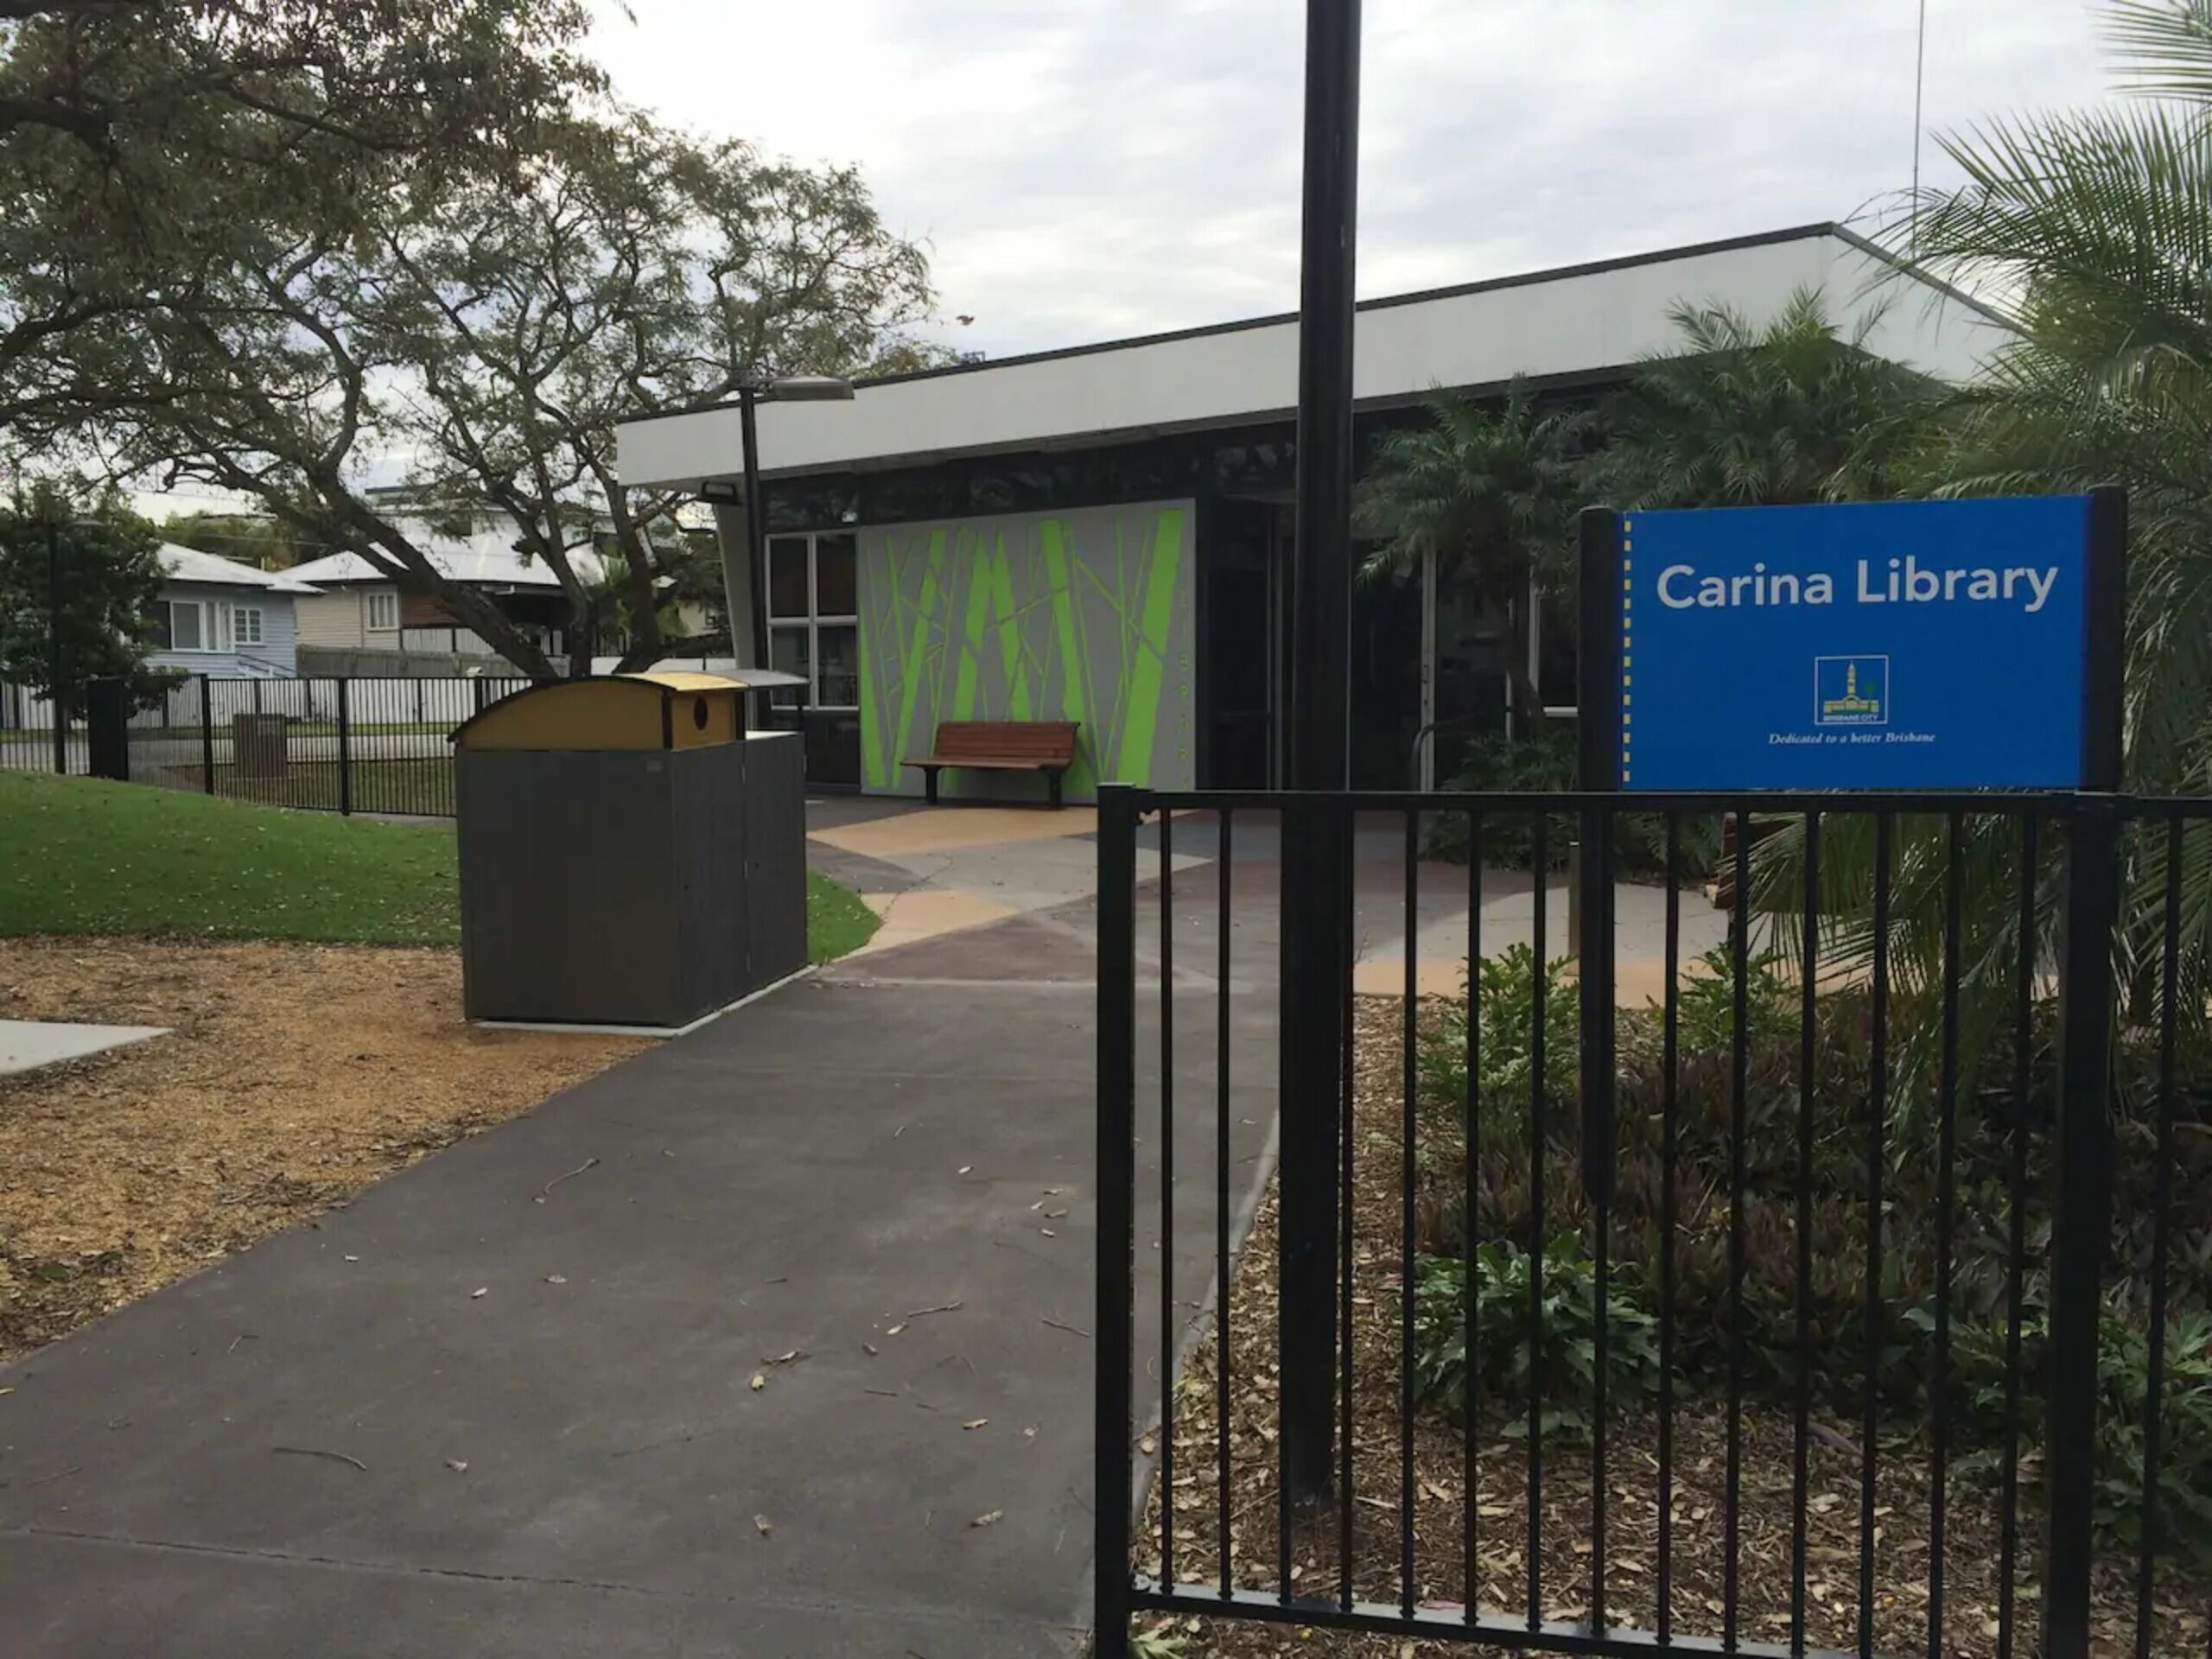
0, 855, 1274, 1657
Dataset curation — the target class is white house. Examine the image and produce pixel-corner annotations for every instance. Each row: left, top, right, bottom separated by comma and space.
148, 543, 318, 678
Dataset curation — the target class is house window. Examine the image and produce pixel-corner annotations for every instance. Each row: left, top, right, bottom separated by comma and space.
162, 600, 205, 652
366, 590, 399, 632
232, 606, 264, 646
765, 531, 860, 709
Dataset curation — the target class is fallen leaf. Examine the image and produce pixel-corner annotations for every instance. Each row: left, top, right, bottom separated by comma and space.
753, 1515, 772, 1535
343, 1255, 359, 1262
749, 1373, 766, 1391
1022, 1426, 1037, 1438
445, 1459, 468, 1473
1039, 1228, 1058, 1238
469, 1287, 487, 1300
862, 1342, 879, 1356
766, 1350, 804, 1364
545, 1274, 568, 1285
886, 1323, 906, 1337
971, 1510, 1003, 1528
957, 1165, 973, 1175
1138, 1433, 1157, 1454
963, 1418, 988, 1431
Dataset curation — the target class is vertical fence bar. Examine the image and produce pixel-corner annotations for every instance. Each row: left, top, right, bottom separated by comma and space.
1657, 810, 1681, 1646
1791, 810, 1821, 1655
1094, 785, 1139, 1649
1929, 811, 1964, 1659
1997, 813, 2038, 1659
1160, 805, 1176, 1589
1399, 809, 1419, 1616
199, 675, 214, 796
2044, 834, 2121, 1658
1526, 807, 1548, 1630
1723, 803, 1751, 1650
2134, 815, 2183, 1659
1859, 811, 1893, 1659
1464, 810, 1482, 1627
1338, 797, 1357, 1611
336, 678, 352, 817
1217, 809, 1234, 1602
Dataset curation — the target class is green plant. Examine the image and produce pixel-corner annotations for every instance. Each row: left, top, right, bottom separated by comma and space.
1421, 731, 1719, 880
1411, 1236, 1660, 1441
1674, 945, 1796, 1053
1415, 944, 1580, 1134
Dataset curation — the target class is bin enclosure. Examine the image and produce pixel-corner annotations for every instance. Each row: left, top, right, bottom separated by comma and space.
452, 673, 805, 1028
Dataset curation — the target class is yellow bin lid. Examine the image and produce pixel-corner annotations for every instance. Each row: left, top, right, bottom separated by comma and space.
452, 672, 747, 752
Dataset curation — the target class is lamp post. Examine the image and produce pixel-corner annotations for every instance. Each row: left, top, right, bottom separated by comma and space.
733, 374, 855, 673
1279, 0, 1362, 1507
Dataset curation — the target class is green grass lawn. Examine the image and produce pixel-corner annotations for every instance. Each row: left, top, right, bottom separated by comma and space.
0, 771, 879, 960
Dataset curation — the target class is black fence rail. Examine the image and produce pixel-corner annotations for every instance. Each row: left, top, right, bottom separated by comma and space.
0, 674, 529, 817
1096, 785, 2212, 1659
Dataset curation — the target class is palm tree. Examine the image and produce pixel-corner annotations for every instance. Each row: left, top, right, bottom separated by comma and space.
1905, 0, 2212, 798
1588, 287, 1942, 509
1754, 1, 2212, 1074
1356, 380, 1587, 734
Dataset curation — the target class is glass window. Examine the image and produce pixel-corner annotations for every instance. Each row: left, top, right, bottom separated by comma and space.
814, 534, 857, 616
366, 590, 399, 632
232, 606, 264, 646
768, 626, 810, 708
816, 624, 859, 708
768, 537, 810, 618
167, 601, 203, 651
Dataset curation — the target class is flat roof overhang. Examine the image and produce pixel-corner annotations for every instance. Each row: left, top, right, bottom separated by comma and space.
616, 223, 2009, 493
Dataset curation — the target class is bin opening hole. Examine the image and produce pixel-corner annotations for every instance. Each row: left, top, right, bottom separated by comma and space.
692, 696, 709, 730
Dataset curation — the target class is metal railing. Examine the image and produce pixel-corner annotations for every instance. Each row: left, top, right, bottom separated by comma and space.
1096, 785, 2212, 1659
0, 674, 529, 817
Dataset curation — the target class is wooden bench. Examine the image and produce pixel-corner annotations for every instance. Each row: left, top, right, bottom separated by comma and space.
903, 720, 1080, 807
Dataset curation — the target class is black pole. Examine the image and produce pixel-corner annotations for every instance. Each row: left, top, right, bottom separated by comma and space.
47, 518, 66, 775
336, 677, 352, 816
1094, 783, 1139, 1645
1277, 0, 1361, 1506
2042, 485, 2127, 1659
1575, 508, 1621, 1203
741, 385, 769, 672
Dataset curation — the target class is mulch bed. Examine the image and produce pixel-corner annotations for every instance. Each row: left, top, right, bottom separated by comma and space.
1134, 998, 2210, 1658
0, 938, 643, 1360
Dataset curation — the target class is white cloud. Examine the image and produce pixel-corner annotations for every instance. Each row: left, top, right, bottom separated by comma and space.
593, 0, 2117, 358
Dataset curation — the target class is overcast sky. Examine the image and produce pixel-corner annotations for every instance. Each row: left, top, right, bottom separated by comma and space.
588, 0, 2120, 361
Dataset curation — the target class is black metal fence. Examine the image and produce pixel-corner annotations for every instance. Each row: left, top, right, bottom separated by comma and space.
0, 674, 528, 817
1096, 785, 2212, 1659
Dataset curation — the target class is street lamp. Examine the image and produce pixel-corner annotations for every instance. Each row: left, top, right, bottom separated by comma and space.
735, 374, 855, 675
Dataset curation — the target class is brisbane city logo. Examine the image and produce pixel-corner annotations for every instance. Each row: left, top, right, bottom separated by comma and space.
1814, 656, 1888, 727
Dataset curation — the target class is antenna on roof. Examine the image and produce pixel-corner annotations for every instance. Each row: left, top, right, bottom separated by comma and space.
1909, 0, 1929, 256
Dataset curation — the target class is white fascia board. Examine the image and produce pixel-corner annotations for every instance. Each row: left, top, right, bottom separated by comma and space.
614, 228, 2007, 492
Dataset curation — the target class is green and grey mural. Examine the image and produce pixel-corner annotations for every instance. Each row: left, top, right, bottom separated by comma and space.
858, 500, 1195, 798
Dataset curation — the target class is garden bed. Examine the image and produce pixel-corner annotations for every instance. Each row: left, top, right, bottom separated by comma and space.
1135, 996, 2211, 1659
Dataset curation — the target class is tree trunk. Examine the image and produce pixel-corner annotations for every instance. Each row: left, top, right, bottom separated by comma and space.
1507, 588, 1546, 738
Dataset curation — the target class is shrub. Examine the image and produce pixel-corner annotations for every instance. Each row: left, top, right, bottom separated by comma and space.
1411, 1236, 1661, 1441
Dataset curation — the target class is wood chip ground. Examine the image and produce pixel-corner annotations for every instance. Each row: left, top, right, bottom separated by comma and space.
1135, 998, 2209, 1658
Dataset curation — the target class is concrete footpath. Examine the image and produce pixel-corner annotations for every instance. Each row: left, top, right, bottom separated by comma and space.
0, 810, 1274, 1657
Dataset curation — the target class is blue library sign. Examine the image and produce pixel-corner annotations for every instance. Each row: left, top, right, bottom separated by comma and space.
1603, 495, 2102, 791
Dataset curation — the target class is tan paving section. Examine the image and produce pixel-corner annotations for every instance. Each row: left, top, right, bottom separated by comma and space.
849, 889, 1020, 957
810, 805, 1097, 859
